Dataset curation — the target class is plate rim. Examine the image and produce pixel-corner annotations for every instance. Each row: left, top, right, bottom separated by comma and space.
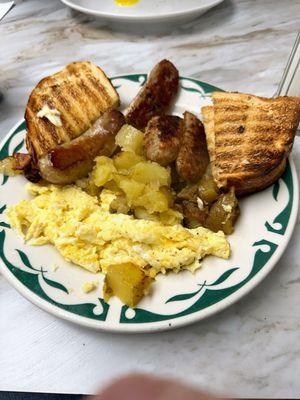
59, 0, 224, 21
0, 74, 299, 333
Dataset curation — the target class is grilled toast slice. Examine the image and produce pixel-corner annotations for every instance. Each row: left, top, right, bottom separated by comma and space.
25, 61, 119, 163
202, 92, 300, 196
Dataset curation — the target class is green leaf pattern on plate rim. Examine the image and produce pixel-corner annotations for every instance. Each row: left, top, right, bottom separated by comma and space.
0, 75, 294, 325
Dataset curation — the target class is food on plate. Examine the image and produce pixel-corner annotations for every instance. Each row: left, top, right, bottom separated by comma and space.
88, 129, 181, 223
38, 110, 125, 184
115, 124, 144, 155
2, 59, 300, 307
25, 61, 119, 165
176, 165, 219, 207
144, 115, 183, 166
197, 165, 219, 204
82, 281, 98, 293
176, 111, 210, 183
114, 0, 139, 7
205, 187, 240, 235
181, 200, 209, 229
49, 110, 125, 170
125, 59, 179, 129
174, 165, 239, 231
202, 92, 300, 196
103, 263, 153, 308
0, 153, 31, 176
7, 182, 230, 307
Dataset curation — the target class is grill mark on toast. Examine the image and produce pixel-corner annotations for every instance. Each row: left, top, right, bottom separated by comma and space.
54, 89, 86, 140
78, 78, 100, 119
204, 92, 300, 195
214, 104, 248, 113
25, 62, 119, 160
217, 138, 245, 147
64, 84, 88, 127
87, 76, 110, 110
215, 114, 248, 124
215, 125, 247, 136
34, 95, 61, 150
98, 83, 111, 106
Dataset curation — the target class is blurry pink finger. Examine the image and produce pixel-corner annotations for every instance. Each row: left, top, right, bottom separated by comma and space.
92, 374, 221, 400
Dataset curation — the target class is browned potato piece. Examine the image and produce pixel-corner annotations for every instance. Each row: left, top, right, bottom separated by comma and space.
177, 184, 199, 203
198, 165, 219, 204
205, 187, 239, 234
0, 153, 32, 176
176, 112, 209, 183
182, 200, 209, 229
0, 157, 22, 176
103, 263, 153, 308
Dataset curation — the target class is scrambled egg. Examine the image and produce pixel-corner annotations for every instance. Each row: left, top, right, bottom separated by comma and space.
7, 183, 230, 277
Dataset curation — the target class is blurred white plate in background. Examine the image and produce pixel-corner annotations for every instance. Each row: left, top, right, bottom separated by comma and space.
60, 0, 224, 24
0, 1, 14, 22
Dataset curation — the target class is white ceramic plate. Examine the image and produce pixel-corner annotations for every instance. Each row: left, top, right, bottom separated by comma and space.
0, 74, 298, 333
60, 0, 224, 24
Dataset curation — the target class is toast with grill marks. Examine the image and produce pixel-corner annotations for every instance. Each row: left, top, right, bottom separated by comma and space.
202, 92, 300, 196
25, 61, 119, 163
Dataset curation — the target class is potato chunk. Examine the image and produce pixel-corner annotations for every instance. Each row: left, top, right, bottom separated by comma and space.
182, 200, 209, 229
0, 157, 22, 176
198, 166, 219, 204
137, 187, 170, 213
134, 207, 159, 221
113, 151, 143, 171
103, 263, 153, 308
205, 187, 239, 234
117, 177, 145, 205
92, 156, 116, 187
109, 195, 130, 214
89, 146, 182, 224
115, 124, 144, 155
131, 161, 171, 187
159, 209, 183, 225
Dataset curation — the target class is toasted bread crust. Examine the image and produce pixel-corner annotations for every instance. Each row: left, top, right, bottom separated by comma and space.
25, 61, 119, 161
202, 92, 300, 196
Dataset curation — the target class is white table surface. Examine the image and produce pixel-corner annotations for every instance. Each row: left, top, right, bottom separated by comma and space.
0, 0, 300, 397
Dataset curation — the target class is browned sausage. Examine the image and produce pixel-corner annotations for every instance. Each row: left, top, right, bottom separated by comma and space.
49, 110, 125, 170
38, 110, 125, 184
176, 111, 209, 183
143, 115, 183, 166
125, 60, 179, 130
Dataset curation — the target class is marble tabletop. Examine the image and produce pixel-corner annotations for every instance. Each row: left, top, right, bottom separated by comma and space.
0, 0, 300, 398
